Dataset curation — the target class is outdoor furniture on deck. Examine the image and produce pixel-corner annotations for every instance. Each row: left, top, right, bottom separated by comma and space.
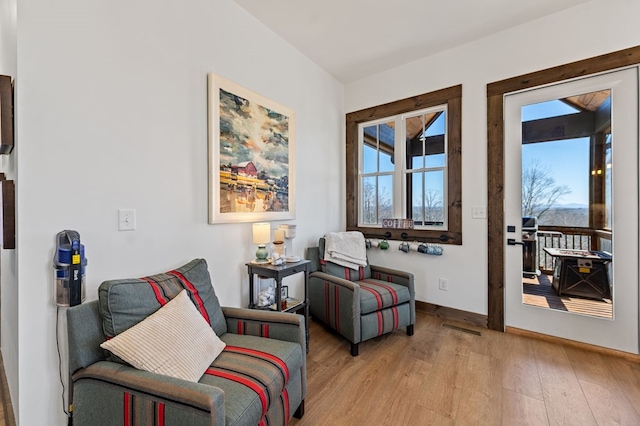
543, 248, 612, 300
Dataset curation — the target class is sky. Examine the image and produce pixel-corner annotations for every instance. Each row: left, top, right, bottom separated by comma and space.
521, 100, 590, 206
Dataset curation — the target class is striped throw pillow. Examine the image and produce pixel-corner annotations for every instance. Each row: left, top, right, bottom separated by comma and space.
100, 289, 225, 382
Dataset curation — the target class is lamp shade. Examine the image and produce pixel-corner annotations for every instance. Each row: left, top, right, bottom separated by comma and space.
252, 223, 271, 245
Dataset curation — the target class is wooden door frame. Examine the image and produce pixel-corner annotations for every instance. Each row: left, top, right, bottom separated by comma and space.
486, 45, 640, 331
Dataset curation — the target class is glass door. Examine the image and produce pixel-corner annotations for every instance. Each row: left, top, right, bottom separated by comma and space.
504, 67, 639, 354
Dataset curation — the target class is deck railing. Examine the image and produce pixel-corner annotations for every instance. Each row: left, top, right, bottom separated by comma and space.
536, 227, 595, 274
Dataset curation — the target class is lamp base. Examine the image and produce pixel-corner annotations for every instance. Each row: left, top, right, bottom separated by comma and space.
255, 245, 269, 263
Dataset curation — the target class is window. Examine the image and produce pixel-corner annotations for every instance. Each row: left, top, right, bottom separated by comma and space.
346, 85, 462, 244
360, 107, 448, 228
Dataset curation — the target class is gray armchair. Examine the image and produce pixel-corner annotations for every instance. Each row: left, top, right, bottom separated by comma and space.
307, 239, 415, 356
67, 258, 306, 425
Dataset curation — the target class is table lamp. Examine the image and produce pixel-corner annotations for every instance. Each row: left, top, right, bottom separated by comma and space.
252, 222, 271, 263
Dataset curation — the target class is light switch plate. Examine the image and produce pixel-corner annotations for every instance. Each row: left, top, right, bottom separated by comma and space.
118, 209, 136, 231
472, 205, 487, 219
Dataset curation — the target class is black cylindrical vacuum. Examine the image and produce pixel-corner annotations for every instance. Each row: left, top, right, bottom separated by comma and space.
54, 230, 87, 307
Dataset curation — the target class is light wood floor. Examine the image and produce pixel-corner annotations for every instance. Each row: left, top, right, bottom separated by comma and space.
291, 312, 640, 425
0, 352, 12, 426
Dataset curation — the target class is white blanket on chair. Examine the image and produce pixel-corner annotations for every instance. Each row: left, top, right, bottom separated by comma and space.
324, 231, 367, 270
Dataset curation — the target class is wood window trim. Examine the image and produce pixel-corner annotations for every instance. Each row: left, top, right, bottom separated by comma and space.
346, 85, 462, 244
486, 45, 640, 331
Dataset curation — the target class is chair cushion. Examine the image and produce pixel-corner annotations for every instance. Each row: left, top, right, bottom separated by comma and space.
361, 303, 412, 341
201, 333, 304, 425
99, 258, 227, 342
319, 237, 371, 280
100, 290, 226, 382
357, 278, 411, 315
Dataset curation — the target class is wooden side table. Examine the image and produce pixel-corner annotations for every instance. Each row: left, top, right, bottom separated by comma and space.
246, 259, 310, 351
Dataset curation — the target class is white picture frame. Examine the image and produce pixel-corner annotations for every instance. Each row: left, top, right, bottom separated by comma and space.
207, 73, 296, 224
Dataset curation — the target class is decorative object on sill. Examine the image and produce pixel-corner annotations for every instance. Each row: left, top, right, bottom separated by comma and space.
0, 174, 15, 248
381, 218, 414, 229
208, 73, 296, 224
0, 75, 14, 155
252, 222, 271, 263
379, 239, 389, 250
399, 241, 411, 253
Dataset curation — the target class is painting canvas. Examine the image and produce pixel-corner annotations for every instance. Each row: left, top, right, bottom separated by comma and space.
208, 74, 295, 224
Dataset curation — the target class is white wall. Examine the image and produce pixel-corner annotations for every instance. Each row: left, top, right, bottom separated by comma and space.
15, 0, 343, 424
345, 0, 640, 315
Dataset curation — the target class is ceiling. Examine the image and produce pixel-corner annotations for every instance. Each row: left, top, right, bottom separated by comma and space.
233, 0, 590, 83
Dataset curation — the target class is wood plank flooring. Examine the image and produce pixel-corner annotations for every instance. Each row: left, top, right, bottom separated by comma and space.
0, 352, 13, 426
291, 313, 640, 425
522, 274, 612, 319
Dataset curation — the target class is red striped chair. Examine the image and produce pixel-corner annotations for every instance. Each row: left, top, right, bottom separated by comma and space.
67, 258, 306, 425
307, 238, 415, 356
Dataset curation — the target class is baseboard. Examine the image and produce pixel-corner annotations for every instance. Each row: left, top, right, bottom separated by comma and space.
506, 326, 640, 363
0, 351, 16, 426
415, 301, 487, 329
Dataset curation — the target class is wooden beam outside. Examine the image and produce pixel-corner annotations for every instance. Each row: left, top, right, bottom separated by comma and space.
522, 111, 595, 144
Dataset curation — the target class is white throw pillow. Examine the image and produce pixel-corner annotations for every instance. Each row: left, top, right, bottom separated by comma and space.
100, 289, 226, 382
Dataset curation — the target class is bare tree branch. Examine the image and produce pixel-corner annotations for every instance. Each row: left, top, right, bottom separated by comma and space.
522, 159, 571, 219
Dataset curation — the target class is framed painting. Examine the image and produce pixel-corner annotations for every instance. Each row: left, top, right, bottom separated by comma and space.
208, 73, 296, 224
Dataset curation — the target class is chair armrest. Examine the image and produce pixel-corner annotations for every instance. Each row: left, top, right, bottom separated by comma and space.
222, 307, 305, 346
308, 271, 361, 343
309, 271, 360, 306
370, 265, 414, 291
309, 271, 360, 312
73, 361, 224, 423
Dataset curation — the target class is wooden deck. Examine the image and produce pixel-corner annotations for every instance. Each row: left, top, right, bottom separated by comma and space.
522, 274, 613, 319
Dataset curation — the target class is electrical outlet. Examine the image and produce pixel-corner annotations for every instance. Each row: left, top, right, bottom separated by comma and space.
118, 209, 136, 231
439, 278, 448, 291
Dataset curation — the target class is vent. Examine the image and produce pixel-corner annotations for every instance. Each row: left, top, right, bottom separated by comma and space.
442, 323, 482, 336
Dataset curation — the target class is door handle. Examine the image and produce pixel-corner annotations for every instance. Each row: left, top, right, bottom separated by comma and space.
507, 238, 525, 246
